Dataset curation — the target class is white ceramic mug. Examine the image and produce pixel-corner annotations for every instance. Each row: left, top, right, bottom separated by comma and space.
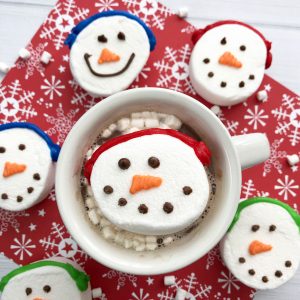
56, 88, 270, 275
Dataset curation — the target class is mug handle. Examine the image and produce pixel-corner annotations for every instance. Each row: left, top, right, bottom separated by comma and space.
231, 133, 270, 170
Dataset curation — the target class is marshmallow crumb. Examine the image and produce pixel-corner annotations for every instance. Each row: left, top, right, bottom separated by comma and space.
117, 118, 130, 131
175, 288, 188, 300
88, 209, 100, 225
18, 48, 31, 60
287, 154, 299, 166
40, 51, 52, 64
0, 62, 10, 74
256, 90, 268, 102
164, 275, 176, 286
177, 6, 189, 18
211, 105, 221, 115
92, 287, 102, 298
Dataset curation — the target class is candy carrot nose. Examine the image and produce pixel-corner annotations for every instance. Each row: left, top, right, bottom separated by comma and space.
3, 162, 26, 177
130, 175, 162, 194
98, 48, 120, 64
249, 240, 272, 255
219, 51, 242, 68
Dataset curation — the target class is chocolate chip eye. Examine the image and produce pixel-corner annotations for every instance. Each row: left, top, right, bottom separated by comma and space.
103, 185, 113, 194
25, 287, 32, 295
17, 196, 23, 202
239, 81, 245, 88
1, 193, 8, 200
163, 202, 174, 214
138, 204, 148, 214
118, 198, 127, 206
251, 224, 260, 232
248, 269, 255, 275
118, 158, 131, 170
203, 58, 210, 64
220, 81, 227, 88
19, 144, 26, 151
240, 45, 246, 51
148, 157, 160, 168
208, 72, 214, 78
269, 224, 276, 232
118, 32, 126, 40
262, 276, 269, 283
33, 173, 41, 180
43, 285, 51, 293
220, 37, 227, 45
239, 257, 246, 263
183, 186, 193, 195
249, 74, 255, 80
98, 35, 107, 43
0, 147, 5, 153
285, 260, 292, 267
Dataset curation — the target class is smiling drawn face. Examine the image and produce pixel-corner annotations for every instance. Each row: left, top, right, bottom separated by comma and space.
86, 130, 211, 235
190, 24, 268, 106
221, 202, 300, 289
69, 15, 151, 97
0, 128, 55, 211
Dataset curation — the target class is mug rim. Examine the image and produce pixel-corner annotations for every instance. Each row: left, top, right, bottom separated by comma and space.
56, 87, 241, 274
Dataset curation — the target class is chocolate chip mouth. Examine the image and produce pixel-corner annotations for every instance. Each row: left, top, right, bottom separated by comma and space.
84, 53, 135, 77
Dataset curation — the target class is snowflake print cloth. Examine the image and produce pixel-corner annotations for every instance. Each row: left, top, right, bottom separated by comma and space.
0, 0, 299, 299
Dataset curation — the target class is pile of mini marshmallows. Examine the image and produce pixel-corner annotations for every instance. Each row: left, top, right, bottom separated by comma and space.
84, 112, 182, 251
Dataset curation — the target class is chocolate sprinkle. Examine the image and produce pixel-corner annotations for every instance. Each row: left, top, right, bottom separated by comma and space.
157, 238, 163, 245
118, 198, 127, 206
118, 158, 131, 170
248, 269, 255, 276
285, 260, 292, 267
203, 58, 210, 64
221, 37, 227, 45
239, 257, 246, 263
118, 32, 126, 40
240, 45, 246, 51
27, 187, 34, 194
251, 224, 260, 232
249, 74, 255, 80
220, 81, 227, 88
33, 173, 41, 180
275, 270, 283, 277
1, 193, 8, 200
17, 196, 23, 202
98, 35, 107, 43
103, 185, 113, 194
0, 147, 5, 153
269, 224, 276, 232
183, 186, 193, 195
148, 156, 160, 168
19, 144, 26, 150
138, 204, 148, 214
239, 81, 245, 88
43, 285, 51, 293
25, 287, 32, 295
208, 72, 214, 78
262, 276, 269, 283
163, 202, 174, 214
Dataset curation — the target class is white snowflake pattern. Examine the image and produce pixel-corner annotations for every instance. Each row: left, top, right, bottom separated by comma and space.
41, 76, 65, 100
181, 24, 196, 34
131, 288, 153, 300
15, 42, 48, 79
154, 44, 195, 94
95, 0, 119, 12
157, 272, 212, 299
263, 138, 287, 177
10, 234, 36, 260
217, 271, 240, 294
0, 80, 37, 123
123, 0, 171, 30
0, 209, 29, 236
218, 110, 239, 135
241, 179, 270, 200
40, 0, 89, 50
274, 175, 299, 201
44, 102, 79, 144
102, 269, 138, 290
206, 246, 222, 270
39, 222, 88, 266
272, 94, 300, 146
244, 105, 269, 130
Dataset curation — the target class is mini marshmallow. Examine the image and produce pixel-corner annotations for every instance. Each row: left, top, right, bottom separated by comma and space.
163, 115, 182, 129
101, 128, 112, 138
0, 62, 10, 74
210, 105, 221, 115
123, 238, 133, 249
100, 217, 111, 227
163, 237, 173, 245
40, 51, 52, 64
130, 118, 145, 129
108, 123, 117, 133
123, 127, 139, 134
141, 111, 152, 118
135, 243, 146, 252
85, 197, 96, 209
145, 242, 157, 251
174, 288, 187, 300
176, 6, 189, 18
131, 112, 142, 119
88, 209, 100, 225
257, 90, 268, 102
134, 235, 145, 243
117, 118, 130, 131
286, 154, 299, 166
145, 236, 157, 243
157, 113, 168, 120
92, 287, 102, 298
102, 226, 116, 240
145, 118, 160, 128
18, 48, 31, 60
164, 275, 176, 286
132, 240, 140, 248
114, 232, 125, 245
158, 123, 170, 129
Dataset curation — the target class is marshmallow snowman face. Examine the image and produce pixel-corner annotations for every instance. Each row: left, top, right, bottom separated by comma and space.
88, 133, 210, 235
190, 24, 268, 106
69, 15, 152, 97
221, 202, 300, 289
1, 266, 89, 300
0, 127, 56, 211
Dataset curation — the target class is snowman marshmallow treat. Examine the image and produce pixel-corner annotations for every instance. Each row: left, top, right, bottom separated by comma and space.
0, 259, 91, 300
189, 20, 272, 106
0, 123, 60, 211
85, 128, 211, 235
221, 197, 300, 289
65, 11, 156, 97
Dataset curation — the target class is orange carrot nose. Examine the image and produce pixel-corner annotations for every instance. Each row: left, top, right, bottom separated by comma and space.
219, 51, 242, 68
130, 175, 162, 194
249, 240, 272, 255
3, 162, 26, 178
98, 48, 120, 64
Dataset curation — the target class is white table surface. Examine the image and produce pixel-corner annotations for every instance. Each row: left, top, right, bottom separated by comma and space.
0, 0, 299, 299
